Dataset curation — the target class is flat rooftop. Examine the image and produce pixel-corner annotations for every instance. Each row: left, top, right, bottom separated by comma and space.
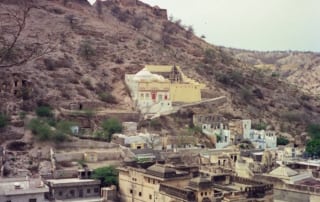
46, 178, 100, 187
47, 178, 99, 184
0, 177, 48, 196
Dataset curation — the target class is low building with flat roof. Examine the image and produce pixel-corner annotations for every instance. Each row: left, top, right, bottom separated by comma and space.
45, 178, 101, 201
0, 176, 49, 202
45, 169, 101, 201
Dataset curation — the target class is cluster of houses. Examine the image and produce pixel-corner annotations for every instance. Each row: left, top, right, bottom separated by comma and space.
1, 64, 319, 202
193, 114, 277, 149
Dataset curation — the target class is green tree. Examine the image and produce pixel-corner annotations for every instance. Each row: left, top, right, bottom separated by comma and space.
92, 166, 118, 186
306, 139, 320, 157
306, 124, 320, 156
36, 106, 53, 117
28, 118, 73, 143
0, 113, 8, 128
277, 136, 289, 146
56, 120, 75, 134
52, 131, 68, 143
101, 118, 123, 141
28, 118, 52, 141
307, 124, 320, 139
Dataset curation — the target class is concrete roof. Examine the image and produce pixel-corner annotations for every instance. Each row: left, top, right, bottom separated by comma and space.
147, 164, 176, 174
269, 165, 298, 178
0, 177, 48, 196
47, 178, 99, 184
46, 178, 100, 188
57, 197, 103, 202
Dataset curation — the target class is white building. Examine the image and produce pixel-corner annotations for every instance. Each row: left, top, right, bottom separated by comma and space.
113, 133, 162, 150
201, 122, 231, 149
125, 68, 173, 114
242, 119, 252, 140
248, 130, 277, 149
0, 176, 49, 202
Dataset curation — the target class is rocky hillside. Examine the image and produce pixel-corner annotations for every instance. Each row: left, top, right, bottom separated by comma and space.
1, 0, 320, 137
223, 48, 320, 96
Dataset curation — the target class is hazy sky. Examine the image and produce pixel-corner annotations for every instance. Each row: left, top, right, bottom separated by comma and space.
89, 0, 320, 52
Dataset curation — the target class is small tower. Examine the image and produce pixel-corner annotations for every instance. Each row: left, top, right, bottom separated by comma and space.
169, 65, 182, 83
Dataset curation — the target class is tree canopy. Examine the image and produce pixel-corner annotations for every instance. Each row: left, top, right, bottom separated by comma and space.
277, 136, 289, 146
306, 124, 320, 157
101, 118, 123, 141
92, 166, 118, 187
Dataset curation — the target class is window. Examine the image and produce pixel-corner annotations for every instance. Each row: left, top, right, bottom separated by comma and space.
148, 178, 150, 183
130, 189, 133, 194
151, 93, 156, 100
201, 192, 203, 196
70, 190, 75, 197
139, 192, 142, 197
87, 188, 91, 194
59, 191, 63, 196
152, 179, 155, 184
29, 199, 37, 202
205, 192, 207, 196
94, 188, 99, 193
149, 194, 152, 199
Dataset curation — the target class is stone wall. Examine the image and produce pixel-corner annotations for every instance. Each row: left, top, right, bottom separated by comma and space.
54, 147, 125, 163
274, 188, 310, 202
193, 114, 227, 126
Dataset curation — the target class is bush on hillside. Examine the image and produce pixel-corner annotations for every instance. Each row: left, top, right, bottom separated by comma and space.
277, 136, 289, 146
28, 118, 73, 143
252, 122, 267, 130
28, 118, 52, 141
101, 118, 123, 142
99, 92, 117, 104
0, 113, 9, 128
239, 88, 253, 102
79, 40, 96, 60
36, 106, 53, 117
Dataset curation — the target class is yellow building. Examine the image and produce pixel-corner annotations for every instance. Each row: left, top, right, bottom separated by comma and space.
118, 163, 274, 202
144, 65, 205, 103
125, 65, 205, 114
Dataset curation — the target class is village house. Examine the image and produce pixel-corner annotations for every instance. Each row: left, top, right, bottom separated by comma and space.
125, 65, 205, 114
118, 163, 273, 202
0, 176, 49, 202
247, 130, 277, 149
113, 133, 162, 150
194, 115, 277, 149
256, 164, 320, 202
45, 169, 101, 201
